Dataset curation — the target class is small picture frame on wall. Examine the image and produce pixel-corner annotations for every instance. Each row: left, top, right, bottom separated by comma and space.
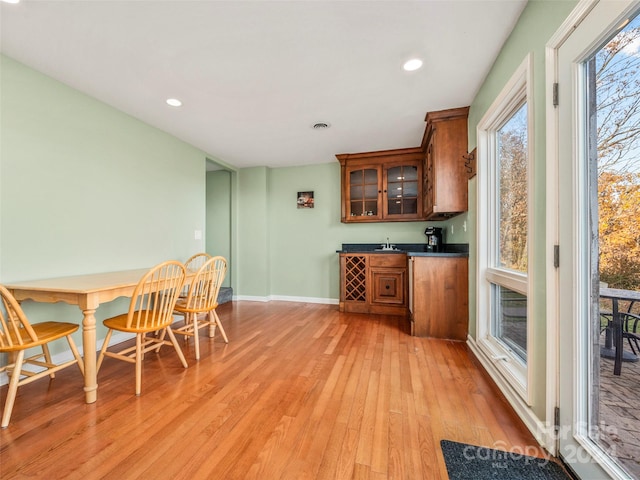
297, 191, 314, 209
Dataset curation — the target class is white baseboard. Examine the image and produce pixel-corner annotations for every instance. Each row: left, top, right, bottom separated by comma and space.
268, 295, 339, 305
233, 295, 339, 305
233, 295, 269, 302
466, 335, 556, 453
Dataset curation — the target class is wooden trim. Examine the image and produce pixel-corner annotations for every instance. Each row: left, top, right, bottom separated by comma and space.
424, 105, 470, 123
422, 106, 471, 150
335, 146, 423, 162
464, 147, 477, 179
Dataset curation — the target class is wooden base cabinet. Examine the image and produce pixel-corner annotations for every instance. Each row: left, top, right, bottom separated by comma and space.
340, 253, 408, 316
409, 256, 468, 340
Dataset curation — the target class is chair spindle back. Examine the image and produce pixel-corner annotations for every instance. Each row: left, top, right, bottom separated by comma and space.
184, 253, 212, 273
127, 261, 186, 330
183, 257, 227, 313
0, 285, 38, 349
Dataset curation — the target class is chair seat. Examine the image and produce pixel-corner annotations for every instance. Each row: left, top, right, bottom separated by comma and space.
103, 312, 172, 333
173, 299, 218, 314
0, 322, 79, 352
174, 298, 187, 310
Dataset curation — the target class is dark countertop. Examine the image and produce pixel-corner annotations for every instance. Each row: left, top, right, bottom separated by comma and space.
336, 243, 469, 257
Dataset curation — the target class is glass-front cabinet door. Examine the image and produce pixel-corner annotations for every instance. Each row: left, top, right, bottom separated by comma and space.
337, 149, 424, 223
384, 162, 421, 218
347, 166, 381, 219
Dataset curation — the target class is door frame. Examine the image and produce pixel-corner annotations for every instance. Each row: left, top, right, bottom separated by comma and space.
546, 1, 640, 478
545, 0, 597, 457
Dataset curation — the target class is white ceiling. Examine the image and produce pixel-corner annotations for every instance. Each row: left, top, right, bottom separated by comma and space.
0, 0, 527, 170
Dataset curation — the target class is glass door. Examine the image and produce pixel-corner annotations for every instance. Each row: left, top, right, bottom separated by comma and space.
557, 1, 640, 478
384, 162, 420, 218
346, 166, 381, 219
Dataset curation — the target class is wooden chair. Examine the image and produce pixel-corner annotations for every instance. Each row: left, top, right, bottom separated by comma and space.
96, 261, 187, 396
173, 256, 228, 360
179, 253, 212, 298
185, 252, 213, 272
0, 285, 84, 428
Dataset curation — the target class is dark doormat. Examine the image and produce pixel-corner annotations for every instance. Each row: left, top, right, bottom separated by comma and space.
441, 440, 572, 480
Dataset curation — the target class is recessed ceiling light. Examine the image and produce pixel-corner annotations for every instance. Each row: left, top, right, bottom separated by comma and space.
2, 0, 21, 4
166, 98, 182, 107
403, 59, 423, 72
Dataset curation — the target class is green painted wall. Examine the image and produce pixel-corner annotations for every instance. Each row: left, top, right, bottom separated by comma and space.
206, 169, 232, 287
467, 0, 578, 420
0, 55, 208, 354
236, 167, 271, 297
236, 162, 441, 300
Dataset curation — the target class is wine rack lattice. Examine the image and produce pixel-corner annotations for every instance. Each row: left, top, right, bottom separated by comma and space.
344, 255, 367, 302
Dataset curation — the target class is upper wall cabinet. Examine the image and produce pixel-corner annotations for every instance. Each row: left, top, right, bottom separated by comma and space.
337, 148, 424, 223
422, 106, 470, 221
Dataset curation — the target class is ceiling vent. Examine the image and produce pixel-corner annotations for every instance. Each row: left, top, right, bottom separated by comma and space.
312, 122, 330, 129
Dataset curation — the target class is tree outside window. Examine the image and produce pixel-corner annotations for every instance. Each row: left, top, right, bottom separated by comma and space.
594, 14, 640, 291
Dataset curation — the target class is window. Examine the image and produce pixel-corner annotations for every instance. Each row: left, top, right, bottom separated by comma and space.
497, 104, 528, 273
477, 54, 533, 402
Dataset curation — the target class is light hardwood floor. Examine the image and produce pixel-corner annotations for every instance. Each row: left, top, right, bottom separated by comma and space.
1, 301, 552, 479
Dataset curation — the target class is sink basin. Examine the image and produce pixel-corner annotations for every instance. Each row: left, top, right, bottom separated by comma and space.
374, 247, 401, 252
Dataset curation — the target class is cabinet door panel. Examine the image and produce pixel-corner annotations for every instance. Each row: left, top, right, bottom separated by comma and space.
382, 161, 422, 219
402, 198, 417, 214
412, 256, 468, 339
402, 182, 418, 197
371, 268, 405, 305
364, 184, 378, 199
423, 107, 469, 220
424, 134, 436, 217
345, 166, 382, 220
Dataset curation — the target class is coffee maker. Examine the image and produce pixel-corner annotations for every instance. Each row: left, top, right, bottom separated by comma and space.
424, 227, 444, 252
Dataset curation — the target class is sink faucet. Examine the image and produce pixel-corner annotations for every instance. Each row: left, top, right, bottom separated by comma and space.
380, 237, 394, 250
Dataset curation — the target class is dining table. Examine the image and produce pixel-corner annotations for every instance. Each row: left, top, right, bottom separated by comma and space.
600, 287, 640, 376
5, 267, 194, 404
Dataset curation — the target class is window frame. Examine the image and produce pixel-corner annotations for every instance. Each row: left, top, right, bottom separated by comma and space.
477, 53, 535, 404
